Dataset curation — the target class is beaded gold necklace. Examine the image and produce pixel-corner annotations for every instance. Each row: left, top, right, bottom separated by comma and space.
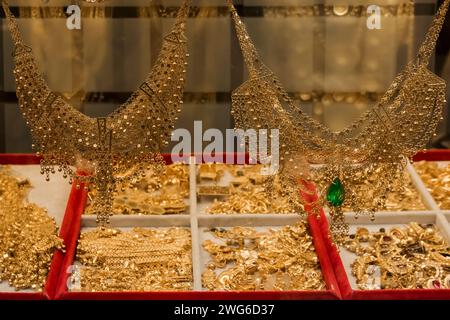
227, 0, 448, 243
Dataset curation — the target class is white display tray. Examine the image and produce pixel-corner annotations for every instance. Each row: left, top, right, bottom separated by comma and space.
444, 211, 450, 223
338, 211, 450, 290
5, 160, 450, 295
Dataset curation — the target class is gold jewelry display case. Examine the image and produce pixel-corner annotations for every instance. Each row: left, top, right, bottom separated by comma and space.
0, 0, 450, 300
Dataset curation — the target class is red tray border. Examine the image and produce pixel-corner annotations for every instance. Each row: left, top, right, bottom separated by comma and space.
413, 149, 450, 162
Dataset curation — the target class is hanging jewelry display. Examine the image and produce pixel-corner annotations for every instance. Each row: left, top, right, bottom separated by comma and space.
0, 166, 63, 290
414, 161, 450, 209
227, 0, 448, 244
2, 0, 191, 226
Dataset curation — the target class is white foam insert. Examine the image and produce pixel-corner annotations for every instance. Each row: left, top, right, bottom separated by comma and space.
338, 211, 450, 290
0, 165, 72, 293
189, 157, 202, 289
81, 215, 191, 228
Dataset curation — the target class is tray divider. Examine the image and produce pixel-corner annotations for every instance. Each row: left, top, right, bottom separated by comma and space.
189, 156, 202, 290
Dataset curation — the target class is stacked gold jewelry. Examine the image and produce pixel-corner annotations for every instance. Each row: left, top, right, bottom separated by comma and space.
344, 223, 450, 289
202, 222, 325, 291
414, 161, 450, 209
0, 166, 63, 291
74, 227, 192, 291
203, 164, 301, 214
85, 164, 189, 215
198, 163, 226, 182
207, 182, 297, 214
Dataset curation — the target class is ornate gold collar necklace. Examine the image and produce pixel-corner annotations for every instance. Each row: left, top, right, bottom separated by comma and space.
2, 0, 191, 225
227, 0, 448, 243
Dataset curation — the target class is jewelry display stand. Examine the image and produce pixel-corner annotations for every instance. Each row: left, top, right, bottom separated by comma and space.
0, 0, 449, 302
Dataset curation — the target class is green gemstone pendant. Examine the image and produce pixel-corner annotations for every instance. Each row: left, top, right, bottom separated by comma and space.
326, 178, 345, 207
